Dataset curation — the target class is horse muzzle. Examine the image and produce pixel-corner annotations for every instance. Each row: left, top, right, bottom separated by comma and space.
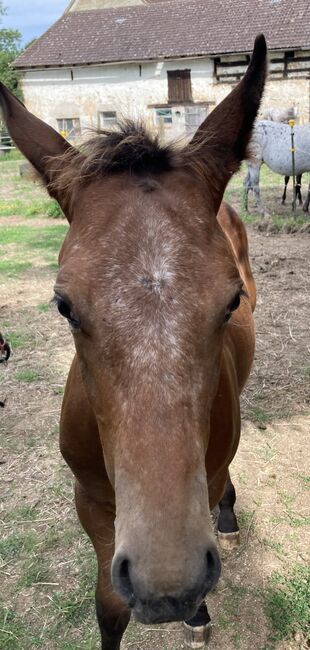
111, 544, 221, 623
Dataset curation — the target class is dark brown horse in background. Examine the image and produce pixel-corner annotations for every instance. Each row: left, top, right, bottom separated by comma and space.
0, 34, 266, 649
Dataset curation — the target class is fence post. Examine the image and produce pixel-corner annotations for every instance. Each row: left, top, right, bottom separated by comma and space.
288, 118, 296, 214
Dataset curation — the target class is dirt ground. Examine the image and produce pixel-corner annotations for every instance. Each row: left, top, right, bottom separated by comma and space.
0, 163, 309, 650
241, 229, 310, 422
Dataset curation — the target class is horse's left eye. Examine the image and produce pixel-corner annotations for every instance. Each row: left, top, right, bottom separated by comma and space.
54, 296, 80, 329
224, 290, 243, 322
229, 292, 241, 313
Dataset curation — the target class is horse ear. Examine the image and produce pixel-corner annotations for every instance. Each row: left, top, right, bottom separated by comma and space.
186, 34, 267, 210
0, 82, 76, 209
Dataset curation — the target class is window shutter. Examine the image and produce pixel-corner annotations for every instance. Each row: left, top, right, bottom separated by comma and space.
167, 70, 192, 103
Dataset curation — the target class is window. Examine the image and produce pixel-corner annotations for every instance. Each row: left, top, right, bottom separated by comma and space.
155, 108, 172, 126
185, 105, 208, 133
99, 111, 117, 128
57, 118, 81, 140
167, 70, 192, 103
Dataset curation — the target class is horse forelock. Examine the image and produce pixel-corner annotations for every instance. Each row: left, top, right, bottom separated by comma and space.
47, 120, 181, 206
47, 119, 230, 211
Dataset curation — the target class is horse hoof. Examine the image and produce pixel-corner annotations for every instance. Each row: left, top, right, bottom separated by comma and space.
183, 621, 212, 648
218, 530, 240, 550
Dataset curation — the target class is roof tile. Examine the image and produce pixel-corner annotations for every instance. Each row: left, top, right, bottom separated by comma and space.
14, 0, 310, 68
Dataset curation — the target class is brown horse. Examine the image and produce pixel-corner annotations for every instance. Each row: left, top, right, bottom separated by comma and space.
0, 34, 266, 649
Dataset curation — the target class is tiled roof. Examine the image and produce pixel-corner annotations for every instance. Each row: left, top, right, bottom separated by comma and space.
14, 0, 310, 69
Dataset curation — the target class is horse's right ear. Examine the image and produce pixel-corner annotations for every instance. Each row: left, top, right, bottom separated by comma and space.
0, 82, 76, 210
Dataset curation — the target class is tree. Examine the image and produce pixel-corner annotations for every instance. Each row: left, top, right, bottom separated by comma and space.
0, 2, 23, 102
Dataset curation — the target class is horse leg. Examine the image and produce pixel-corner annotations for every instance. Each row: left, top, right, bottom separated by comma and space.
60, 358, 130, 648
296, 174, 302, 205
303, 182, 310, 212
246, 162, 267, 216
243, 170, 251, 212
75, 482, 130, 650
282, 175, 289, 204
217, 471, 240, 550
183, 601, 212, 648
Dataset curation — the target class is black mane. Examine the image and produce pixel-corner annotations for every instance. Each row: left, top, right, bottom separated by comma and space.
77, 120, 175, 176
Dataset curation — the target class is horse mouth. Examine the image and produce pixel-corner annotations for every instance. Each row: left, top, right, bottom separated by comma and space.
132, 596, 201, 625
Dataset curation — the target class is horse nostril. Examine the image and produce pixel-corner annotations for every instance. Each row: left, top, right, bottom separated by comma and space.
112, 555, 136, 607
205, 546, 221, 592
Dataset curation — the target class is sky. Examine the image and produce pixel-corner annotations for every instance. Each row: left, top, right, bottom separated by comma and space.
1, 0, 69, 45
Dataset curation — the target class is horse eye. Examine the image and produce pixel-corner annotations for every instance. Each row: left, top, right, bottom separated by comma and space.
229, 292, 241, 313
54, 297, 80, 329
224, 290, 242, 323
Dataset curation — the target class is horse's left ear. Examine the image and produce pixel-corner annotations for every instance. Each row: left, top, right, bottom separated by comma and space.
0, 82, 76, 208
186, 34, 267, 210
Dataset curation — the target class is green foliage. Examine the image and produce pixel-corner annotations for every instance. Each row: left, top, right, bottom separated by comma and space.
0, 51, 23, 101
0, 198, 62, 217
264, 564, 310, 643
46, 199, 64, 219
0, 4, 23, 103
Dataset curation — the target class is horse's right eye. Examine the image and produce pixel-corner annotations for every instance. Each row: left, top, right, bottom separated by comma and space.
54, 296, 80, 329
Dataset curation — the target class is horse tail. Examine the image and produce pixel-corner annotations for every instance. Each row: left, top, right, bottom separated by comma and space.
217, 202, 256, 312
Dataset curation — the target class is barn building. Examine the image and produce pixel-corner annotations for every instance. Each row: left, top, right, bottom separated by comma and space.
13, 0, 310, 142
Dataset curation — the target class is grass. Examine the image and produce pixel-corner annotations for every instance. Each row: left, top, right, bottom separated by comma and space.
296, 473, 310, 488
51, 588, 94, 625
217, 579, 255, 645
225, 163, 310, 229
0, 223, 67, 277
6, 505, 39, 522
247, 406, 273, 427
259, 442, 277, 462
263, 564, 310, 645
261, 538, 287, 560
0, 532, 38, 562
5, 330, 33, 350
0, 149, 23, 161
37, 302, 51, 313
237, 509, 255, 532
18, 556, 50, 587
0, 198, 64, 218
0, 525, 99, 649
0, 260, 33, 276
0, 607, 34, 650
0, 198, 54, 217
0, 223, 68, 250
15, 369, 44, 383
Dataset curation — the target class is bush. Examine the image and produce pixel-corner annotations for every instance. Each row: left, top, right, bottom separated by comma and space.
46, 200, 64, 219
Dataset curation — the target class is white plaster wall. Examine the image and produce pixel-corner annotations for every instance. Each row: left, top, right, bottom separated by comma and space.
20, 57, 214, 140
20, 57, 310, 143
